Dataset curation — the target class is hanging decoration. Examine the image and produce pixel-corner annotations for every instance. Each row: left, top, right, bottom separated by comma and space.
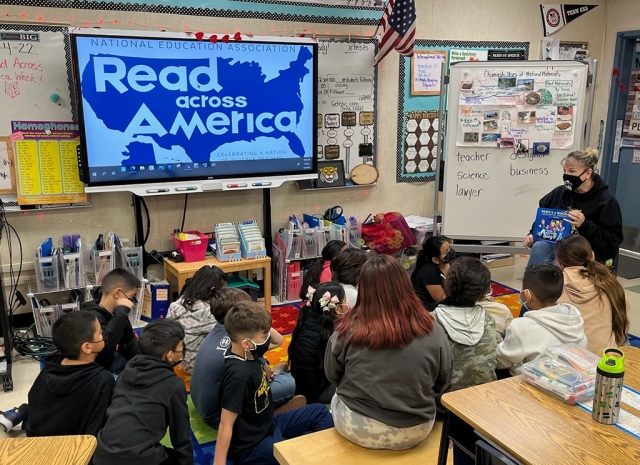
540, 4, 598, 36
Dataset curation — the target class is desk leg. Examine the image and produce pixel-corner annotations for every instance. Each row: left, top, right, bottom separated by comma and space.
263, 264, 272, 313
437, 410, 451, 465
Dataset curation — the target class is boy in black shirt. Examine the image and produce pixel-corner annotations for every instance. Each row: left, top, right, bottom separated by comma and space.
0, 311, 114, 436
82, 268, 141, 375
93, 319, 193, 465
214, 302, 333, 465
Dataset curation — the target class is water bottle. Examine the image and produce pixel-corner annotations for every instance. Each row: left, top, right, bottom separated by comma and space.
592, 348, 625, 425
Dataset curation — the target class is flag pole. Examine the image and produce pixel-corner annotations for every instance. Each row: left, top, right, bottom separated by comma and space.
373, 0, 392, 36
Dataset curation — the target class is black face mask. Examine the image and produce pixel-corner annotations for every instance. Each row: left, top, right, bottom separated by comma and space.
246, 334, 271, 359
563, 169, 588, 191
441, 249, 456, 264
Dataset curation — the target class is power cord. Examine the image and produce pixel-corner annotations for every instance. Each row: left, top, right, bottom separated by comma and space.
180, 194, 189, 232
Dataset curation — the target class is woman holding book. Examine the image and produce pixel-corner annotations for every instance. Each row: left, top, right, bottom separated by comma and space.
522, 148, 623, 269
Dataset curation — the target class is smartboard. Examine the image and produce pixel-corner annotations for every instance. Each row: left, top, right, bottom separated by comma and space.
442, 60, 588, 241
316, 38, 378, 181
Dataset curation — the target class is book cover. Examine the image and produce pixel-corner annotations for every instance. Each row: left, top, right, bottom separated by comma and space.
533, 208, 571, 244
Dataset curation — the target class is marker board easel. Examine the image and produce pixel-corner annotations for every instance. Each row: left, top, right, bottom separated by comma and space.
433, 60, 591, 252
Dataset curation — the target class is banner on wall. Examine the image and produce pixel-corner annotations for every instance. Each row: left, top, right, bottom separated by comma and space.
540, 4, 598, 36
234, 0, 384, 8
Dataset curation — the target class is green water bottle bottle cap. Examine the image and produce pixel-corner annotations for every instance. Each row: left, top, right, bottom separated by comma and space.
597, 348, 625, 374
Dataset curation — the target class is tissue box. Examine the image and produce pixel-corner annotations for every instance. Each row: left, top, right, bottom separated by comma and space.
141, 281, 170, 322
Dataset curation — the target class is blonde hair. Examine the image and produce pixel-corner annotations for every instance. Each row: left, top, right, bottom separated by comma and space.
562, 148, 599, 171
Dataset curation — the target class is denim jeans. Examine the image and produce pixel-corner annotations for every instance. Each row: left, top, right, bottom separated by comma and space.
270, 372, 296, 408
233, 404, 334, 465
527, 241, 556, 267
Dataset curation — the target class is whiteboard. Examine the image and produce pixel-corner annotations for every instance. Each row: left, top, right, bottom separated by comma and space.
442, 60, 588, 241
317, 38, 378, 180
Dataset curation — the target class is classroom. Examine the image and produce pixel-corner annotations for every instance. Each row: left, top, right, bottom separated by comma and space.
1, 0, 640, 464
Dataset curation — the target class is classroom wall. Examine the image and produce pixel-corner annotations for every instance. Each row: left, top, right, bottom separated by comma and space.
0, 1, 609, 284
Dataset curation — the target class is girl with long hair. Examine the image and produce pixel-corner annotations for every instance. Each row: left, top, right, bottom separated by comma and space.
167, 264, 227, 373
325, 255, 452, 450
288, 282, 347, 404
298, 240, 347, 300
555, 235, 629, 353
330, 248, 368, 308
411, 236, 454, 310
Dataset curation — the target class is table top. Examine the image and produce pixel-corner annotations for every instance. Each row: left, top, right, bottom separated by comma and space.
442, 346, 640, 465
274, 422, 450, 465
164, 254, 271, 273
0, 435, 97, 465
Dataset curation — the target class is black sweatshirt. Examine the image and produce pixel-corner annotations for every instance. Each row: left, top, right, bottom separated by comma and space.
82, 300, 139, 370
26, 355, 115, 437
533, 174, 623, 264
93, 355, 193, 465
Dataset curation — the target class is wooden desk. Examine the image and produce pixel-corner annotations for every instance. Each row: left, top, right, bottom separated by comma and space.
440, 346, 640, 465
274, 422, 451, 465
164, 255, 272, 312
0, 435, 97, 465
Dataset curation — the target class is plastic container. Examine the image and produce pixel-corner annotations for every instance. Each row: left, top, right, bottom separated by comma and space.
545, 343, 600, 375
521, 356, 596, 404
287, 263, 302, 302
172, 231, 208, 262
35, 253, 61, 292
119, 246, 144, 279
93, 250, 113, 285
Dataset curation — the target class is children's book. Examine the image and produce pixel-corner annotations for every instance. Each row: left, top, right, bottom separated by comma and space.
533, 208, 571, 244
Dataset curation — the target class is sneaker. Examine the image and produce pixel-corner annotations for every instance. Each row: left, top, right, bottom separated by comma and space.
274, 395, 307, 416
0, 408, 22, 433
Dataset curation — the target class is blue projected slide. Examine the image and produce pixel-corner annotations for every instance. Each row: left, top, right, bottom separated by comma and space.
73, 35, 316, 185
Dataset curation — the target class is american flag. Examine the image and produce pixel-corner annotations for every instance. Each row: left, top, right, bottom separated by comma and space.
373, 0, 417, 66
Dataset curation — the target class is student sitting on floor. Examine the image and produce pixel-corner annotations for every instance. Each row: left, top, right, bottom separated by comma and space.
289, 283, 347, 404
82, 268, 141, 376
555, 235, 629, 354
325, 255, 452, 451
167, 264, 227, 374
433, 256, 501, 391
214, 302, 333, 465
191, 288, 295, 429
497, 263, 588, 376
298, 240, 347, 300
93, 319, 193, 465
0, 312, 115, 436
411, 235, 454, 311
330, 248, 368, 309
477, 293, 513, 335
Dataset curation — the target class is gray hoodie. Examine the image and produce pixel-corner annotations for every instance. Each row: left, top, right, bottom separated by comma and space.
496, 303, 588, 375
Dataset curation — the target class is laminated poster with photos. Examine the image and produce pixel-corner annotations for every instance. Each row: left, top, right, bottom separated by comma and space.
457, 68, 578, 154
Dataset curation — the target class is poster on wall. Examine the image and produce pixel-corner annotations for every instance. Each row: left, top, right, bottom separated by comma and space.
396, 40, 530, 183
411, 51, 447, 96
12, 122, 87, 205
455, 68, 579, 150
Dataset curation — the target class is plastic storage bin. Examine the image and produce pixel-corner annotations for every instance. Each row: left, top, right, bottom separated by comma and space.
119, 246, 144, 279
172, 231, 208, 262
93, 250, 113, 285
35, 252, 61, 292
521, 356, 596, 404
545, 343, 600, 375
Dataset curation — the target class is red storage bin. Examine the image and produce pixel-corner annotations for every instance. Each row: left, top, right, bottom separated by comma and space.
172, 231, 209, 262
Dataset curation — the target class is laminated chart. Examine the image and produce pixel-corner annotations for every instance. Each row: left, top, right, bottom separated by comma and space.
316, 38, 377, 182
12, 121, 86, 205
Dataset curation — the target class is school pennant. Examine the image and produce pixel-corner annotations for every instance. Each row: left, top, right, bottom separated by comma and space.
540, 4, 598, 36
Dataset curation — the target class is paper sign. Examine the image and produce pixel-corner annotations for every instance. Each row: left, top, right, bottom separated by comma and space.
613, 120, 623, 163
0, 140, 15, 193
629, 119, 640, 136
450, 49, 488, 63
12, 121, 86, 205
9, 131, 24, 143
411, 50, 447, 96
633, 149, 640, 164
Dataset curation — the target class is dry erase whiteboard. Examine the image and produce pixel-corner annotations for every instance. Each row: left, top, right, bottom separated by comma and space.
441, 60, 588, 241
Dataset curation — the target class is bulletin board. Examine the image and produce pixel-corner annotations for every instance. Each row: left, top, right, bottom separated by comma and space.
396, 39, 530, 183
2, 0, 382, 24
0, 23, 87, 209
441, 60, 588, 241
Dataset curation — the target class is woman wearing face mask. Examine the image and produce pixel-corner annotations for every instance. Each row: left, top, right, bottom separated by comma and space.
411, 236, 455, 311
288, 283, 347, 404
522, 148, 623, 269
